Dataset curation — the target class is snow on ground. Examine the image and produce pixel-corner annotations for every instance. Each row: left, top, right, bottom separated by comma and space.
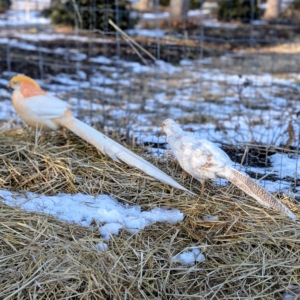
140, 9, 210, 21
1, 54, 299, 149
10, 32, 111, 43
126, 28, 165, 38
1, 36, 300, 194
255, 179, 293, 194
0, 190, 183, 241
172, 246, 205, 265
0, 189, 206, 264
141, 12, 170, 20
0, 10, 50, 26
11, 0, 50, 11
271, 153, 300, 180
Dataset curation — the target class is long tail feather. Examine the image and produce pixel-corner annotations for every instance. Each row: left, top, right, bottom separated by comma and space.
225, 168, 296, 221
59, 116, 193, 194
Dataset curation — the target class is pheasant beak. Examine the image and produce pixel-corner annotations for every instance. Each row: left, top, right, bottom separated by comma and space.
7, 82, 12, 88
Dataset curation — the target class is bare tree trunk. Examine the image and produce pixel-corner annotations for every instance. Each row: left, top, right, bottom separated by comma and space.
139, 0, 151, 11
263, 0, 281, 20
170, 0, 189, 20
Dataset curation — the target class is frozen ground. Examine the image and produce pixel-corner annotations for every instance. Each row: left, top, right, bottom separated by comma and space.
0, 190, 183, 242
0, 189, 205, 265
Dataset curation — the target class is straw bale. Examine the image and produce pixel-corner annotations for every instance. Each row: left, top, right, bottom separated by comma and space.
0, 128, 300, 299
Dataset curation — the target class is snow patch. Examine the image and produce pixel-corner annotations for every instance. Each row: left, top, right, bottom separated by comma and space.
172, 246, 205, 265
0, 190, 184, 242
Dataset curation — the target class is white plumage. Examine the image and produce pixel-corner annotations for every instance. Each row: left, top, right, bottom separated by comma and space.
8, 75, 193, 194
162, 118, 296, 221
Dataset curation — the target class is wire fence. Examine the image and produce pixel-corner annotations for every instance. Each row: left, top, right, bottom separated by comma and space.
0, 0, 300, 195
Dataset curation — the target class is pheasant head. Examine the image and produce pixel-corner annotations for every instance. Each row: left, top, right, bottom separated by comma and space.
7, 74, 46, 98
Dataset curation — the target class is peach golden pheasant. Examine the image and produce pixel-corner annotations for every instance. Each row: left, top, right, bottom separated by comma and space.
7, 74, 192, 193
162, 118, 296, 220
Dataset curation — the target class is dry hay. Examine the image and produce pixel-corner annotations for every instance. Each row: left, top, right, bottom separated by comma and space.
0, 128, 300, 299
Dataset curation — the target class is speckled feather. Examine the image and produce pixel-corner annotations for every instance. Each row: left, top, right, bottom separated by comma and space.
162, 118, 296, 221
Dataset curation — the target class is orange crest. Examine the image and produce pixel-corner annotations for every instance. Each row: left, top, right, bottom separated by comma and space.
10, 74, 47, 98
